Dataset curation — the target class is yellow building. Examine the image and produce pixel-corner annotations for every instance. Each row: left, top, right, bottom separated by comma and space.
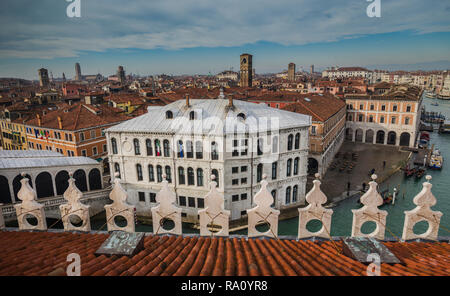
105, 94, 145, 115
0, 118, 28, 150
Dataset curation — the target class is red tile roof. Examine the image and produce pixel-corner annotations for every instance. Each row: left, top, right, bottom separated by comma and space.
282, 94, 346, 122
0, 231, 448, 276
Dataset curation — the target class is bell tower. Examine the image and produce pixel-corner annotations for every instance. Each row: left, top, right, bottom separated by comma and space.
240, 53, 252, 87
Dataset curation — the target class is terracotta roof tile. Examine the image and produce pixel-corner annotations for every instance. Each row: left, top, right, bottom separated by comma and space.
0, 231, 448, 276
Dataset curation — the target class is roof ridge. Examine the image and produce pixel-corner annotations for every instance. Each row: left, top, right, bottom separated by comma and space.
295, 100, 325, 122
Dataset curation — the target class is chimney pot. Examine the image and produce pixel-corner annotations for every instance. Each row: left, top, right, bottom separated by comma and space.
36, 114, 41, 126
57, 116, 63, 129
228, 94, 233, 107
185, 94, 190, 107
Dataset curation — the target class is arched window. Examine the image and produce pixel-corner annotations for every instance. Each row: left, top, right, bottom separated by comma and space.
293, 157, 299, 175
187, 167, 195, 185
186, 140, 193, 158
287, 134, 293, 150
195, 141, 203, 159
212, 169, 219, 187
136, 164, 143, 181
211, 142, 219, 160
36, 172, 55, 199
146, 139, 153, 156
177, 140, 184, 158
189, 111, 195, 120
285, 186, 291, 204
197, 168, 203, 186
237, 113, 246, 120
272, 136, 278, 154
111, 138, 118, 154
88, 168, 102, 190
133, 139, 140, 155
166, 110, 173, 119
287, 159, 292, 177
165, 166, 172, 183
178, 167, 185, 185
148, 165, 155, 182
163, 140, 170, 157
114, 163, 120, 176
294, 133, 300, 149
155, 139, 162, 156
257, 138, 263, 155
55, 171, 70, 196
272, 161, 277, 180
293, 185, 298, 202
257, 163, 263, 182
156, 165, 163, 182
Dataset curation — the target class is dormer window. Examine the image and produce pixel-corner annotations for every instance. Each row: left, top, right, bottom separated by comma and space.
189, 111, 195, 120
166, 110, 173, 119
237, 113, 246, 120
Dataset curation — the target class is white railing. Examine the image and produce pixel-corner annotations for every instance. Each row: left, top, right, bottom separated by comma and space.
0, 171, 445, 242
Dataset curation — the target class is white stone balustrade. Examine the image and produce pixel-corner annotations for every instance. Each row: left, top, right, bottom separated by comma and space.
105, 173, 136, 232
199, 175, 230, 236
298, 173, 333, 239
59, 173, 91, 232
402, 176, 443, 241
14, 173, 47, 231
351, 175, 387, 240
151, 175, 182, 235
247, 175, 280, 238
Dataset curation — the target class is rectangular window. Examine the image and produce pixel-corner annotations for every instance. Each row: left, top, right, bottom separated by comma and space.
103, 144, 107, 152
138, 192, 145, 202
391, 117, 396, 124
311, 126, 316, 135
81, 150, 87, 157
241, 166, 247, 172
188, 197, 196, 208
232, 179, 239, 185
381, 105, 386, 111
179, 196, 186, 206
406, 105, 412, 112
150, 193, 156, 203
241, 178, 247, 184
197, 198, 204, 209
232, 167, 239, 174
240, 211, 247, 216
241, 193, 247, 200
92, 147, 97, 155
232, 195, 239, 202
90, 130, 96, 139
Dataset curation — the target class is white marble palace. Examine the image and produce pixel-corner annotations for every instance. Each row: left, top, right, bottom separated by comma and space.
106, 90, 311, 221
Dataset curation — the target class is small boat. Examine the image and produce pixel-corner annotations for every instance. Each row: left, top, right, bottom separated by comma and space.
383, 195, 393, 205
420, 132, 430, 141
403, 165, 417, 177
429, 150, 443, 169
415, 168, 426, 179
425, 92, 437, 99
431, 102, 439, 106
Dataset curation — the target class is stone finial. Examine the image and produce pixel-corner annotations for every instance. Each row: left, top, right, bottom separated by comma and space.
59, 174, 91, 232
247, 175, 280, 238
402, 175, 443, 241
298, 174, 333, 239
14, 174, 47, 231
198, 175, 230, 236
104, 175, 136, 232
151, 176, 182, 235
351, 175, 387, 240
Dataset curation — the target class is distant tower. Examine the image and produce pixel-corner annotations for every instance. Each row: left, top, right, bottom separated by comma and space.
240, 53, 253, 87
75, 62, 82, 80
38, 68, 49, 87
117, 66, 126, 84
310, 65, 314, 74
62, 73, 66, 83
288, 63, 296, 81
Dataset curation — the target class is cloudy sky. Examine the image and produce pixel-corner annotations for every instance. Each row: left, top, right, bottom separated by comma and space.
0, 0, 449, 79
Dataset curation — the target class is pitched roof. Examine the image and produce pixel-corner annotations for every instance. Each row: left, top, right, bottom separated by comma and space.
0, 231, 448, 276
281, 94, 345, 122
25, 103, 129, 131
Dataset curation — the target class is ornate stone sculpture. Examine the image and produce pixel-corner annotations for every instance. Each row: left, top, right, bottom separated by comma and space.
60, 173, 91, 232
105, 173, 136, 232
199, 175, 230, 236
402, 175, 443, 241
151, 175, 182, 235
247, 175, 280, 238
298, 173, 333, 239
14, 173, 47, 231
351, 174, 387, 240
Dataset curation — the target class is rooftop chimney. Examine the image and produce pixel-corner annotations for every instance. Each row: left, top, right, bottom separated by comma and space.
228, 94, 233, 107
57, 116, 63, 129
36, 114, 41, 126
185, 94, 190, 107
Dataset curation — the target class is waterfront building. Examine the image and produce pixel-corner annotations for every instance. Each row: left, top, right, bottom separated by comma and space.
105, 93, 311, 221
24, 103, 129, 166
240, 54, 253, 87
282, 94, 346, 176
322, 67, 371, 80
344, 84, 423, 147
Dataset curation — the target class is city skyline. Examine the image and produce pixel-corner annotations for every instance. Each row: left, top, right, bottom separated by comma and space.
0, 0, 449, 79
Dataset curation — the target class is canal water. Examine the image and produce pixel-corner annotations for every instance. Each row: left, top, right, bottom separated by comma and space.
273, 96, 450, 238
